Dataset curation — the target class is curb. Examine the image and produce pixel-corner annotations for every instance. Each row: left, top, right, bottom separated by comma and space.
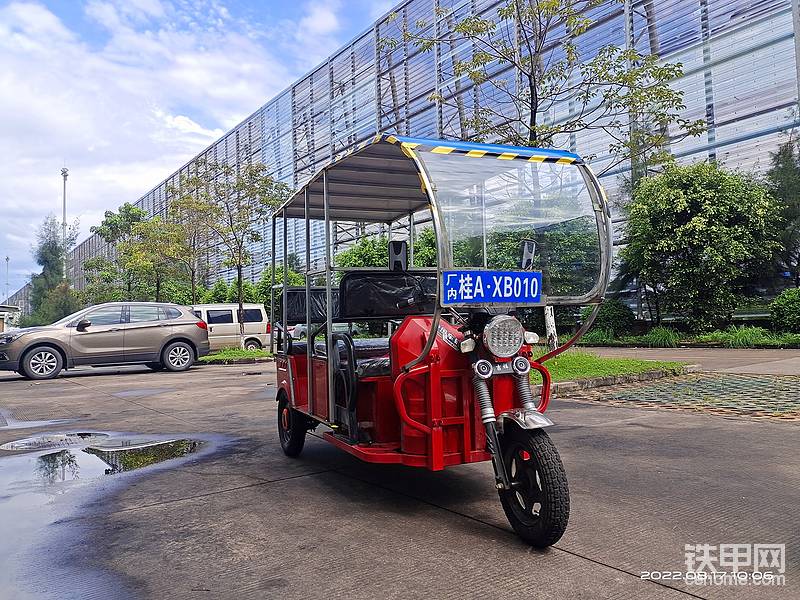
534, 364, 701, 397
198, 357, 275, 366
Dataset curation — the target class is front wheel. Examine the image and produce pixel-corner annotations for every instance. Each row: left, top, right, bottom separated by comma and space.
21, 346, 63, 380
277, 395, 307, 457
498, 427, 570, 548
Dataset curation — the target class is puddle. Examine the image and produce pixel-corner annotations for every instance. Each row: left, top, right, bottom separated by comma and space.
0, 432, 219, 599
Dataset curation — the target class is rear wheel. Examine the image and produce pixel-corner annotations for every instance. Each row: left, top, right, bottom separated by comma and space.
162, 341, 194, 372
498, 427, 570, 548
244, 338, 262, 351
278, 394, 307, 457
21, 346, 63, 380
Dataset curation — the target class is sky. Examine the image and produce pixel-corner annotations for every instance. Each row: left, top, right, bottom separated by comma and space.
0, 0, 395, 299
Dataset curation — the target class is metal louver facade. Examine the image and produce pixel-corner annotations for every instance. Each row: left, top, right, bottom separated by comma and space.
66, 0, 800, 291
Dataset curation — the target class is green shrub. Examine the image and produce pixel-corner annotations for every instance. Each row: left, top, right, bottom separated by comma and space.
770, 288, 800, 332
637, 326, 681, 348
582, 298, 635, 337
580, 328, 617, 345
721, 326, 769, 348
696, 325, 800, 348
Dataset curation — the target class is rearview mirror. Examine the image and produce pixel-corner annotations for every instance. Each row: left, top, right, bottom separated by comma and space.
76, 319, 91, 332
520, 239, 537, 270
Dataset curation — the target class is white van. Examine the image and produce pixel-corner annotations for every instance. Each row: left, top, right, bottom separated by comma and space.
190, 303, 271, 351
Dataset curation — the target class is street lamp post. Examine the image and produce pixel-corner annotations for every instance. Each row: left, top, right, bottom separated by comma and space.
61, 167, 68, 282
4, 256, 8, 305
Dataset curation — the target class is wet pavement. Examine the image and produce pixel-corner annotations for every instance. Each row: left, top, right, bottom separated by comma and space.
0, 360, 797, 599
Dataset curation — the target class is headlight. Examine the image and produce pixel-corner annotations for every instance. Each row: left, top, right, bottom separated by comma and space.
482, 315, 524, 358
0, 333, 22, 345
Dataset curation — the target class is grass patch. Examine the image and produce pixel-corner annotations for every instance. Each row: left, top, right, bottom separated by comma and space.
530, 348, 685, 383
199, 348, 272, 364
695, 326, 800, 348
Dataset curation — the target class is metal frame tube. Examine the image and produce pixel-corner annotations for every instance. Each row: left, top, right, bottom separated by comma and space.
269, 216, 276, 354
409, 212, 415, 267
283, 209, 294, 403
323, 170, 336, 423
305, 188, 313, 415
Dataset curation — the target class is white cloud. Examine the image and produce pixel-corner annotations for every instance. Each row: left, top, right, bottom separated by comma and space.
0, 0, 352, 295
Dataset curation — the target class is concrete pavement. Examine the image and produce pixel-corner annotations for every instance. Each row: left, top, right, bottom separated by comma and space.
0, 362, 797, 599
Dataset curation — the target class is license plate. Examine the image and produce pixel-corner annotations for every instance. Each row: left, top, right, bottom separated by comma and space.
442, 270, 542, 305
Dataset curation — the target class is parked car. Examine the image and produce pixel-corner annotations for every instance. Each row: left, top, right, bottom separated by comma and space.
0, 302, 210, 380
190, 303, 271, 351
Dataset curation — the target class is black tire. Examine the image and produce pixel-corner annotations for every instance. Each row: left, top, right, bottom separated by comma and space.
278, 394, 307, 457
498, 427, 570, 548
244, 339, 262, 351
162, 341, 194, 372
145, 362, 163, 371
21, 346, 64, 380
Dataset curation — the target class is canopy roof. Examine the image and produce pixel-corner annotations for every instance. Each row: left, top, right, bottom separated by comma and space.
275, 134, 582, 224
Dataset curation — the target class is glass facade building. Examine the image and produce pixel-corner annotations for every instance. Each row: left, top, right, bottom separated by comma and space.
67, 0, 800, 291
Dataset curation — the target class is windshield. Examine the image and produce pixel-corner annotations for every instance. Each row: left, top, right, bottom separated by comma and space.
422, 153, 603, 302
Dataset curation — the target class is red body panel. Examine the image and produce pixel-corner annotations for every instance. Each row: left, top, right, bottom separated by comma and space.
276, 316, 550, 471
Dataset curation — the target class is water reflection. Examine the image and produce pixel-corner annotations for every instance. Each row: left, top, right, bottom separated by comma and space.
22, 438, 201, 484
84, 439, 199, 475
36, 450, 80, 483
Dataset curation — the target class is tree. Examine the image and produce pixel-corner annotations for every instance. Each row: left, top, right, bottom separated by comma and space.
120, 217, 187, 302
225, 278, 258, 303
203, 280, 230, 303
183, 157, 291, 342
91, 203, 147, 300
396, 0, 705, 349
21, 215, 81, 326
622, 163, 780, 331
167, 180, 218, 303
400, 0, 704, 176
765, 140, 800, 288
81, 256, 124, 305
335, 235, 389, 268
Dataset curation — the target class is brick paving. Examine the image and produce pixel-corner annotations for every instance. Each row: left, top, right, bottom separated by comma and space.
566, 372, 800, 421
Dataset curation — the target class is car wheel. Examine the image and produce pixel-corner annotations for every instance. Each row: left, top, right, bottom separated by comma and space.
244, 339, 262, 351
21, 346, 63, 380
162, 341, 194, 372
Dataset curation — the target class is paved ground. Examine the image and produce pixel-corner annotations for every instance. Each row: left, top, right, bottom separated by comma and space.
0, 358, 797, 599
592, 347, 800, 375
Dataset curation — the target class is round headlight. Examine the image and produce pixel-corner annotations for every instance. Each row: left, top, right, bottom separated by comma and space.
483, 315, 524, 358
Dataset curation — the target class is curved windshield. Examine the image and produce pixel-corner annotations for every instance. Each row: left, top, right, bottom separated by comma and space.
422, 153, 603, 302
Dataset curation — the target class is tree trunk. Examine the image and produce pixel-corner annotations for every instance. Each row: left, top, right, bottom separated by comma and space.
544, 306, 558, 351
190, 265, 197, 304
237, 263, 245, 348
155, 272, 162, 302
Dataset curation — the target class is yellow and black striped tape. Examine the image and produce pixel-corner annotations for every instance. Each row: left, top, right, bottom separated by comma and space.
331, 133, 581, 166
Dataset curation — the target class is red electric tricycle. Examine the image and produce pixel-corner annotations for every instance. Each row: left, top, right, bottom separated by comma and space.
270, 134, 612, 547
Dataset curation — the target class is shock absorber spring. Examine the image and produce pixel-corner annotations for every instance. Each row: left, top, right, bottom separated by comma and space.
472, 359, 495, 423
512, 356, 537, 411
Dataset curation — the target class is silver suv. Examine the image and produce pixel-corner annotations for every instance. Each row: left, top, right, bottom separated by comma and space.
0, 302, 210, 380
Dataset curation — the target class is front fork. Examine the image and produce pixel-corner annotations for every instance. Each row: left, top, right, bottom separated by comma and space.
472, 356, 538, 491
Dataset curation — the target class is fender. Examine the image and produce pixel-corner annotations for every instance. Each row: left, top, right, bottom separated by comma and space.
497, 408, 553, 432
19, 337, 74, 368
